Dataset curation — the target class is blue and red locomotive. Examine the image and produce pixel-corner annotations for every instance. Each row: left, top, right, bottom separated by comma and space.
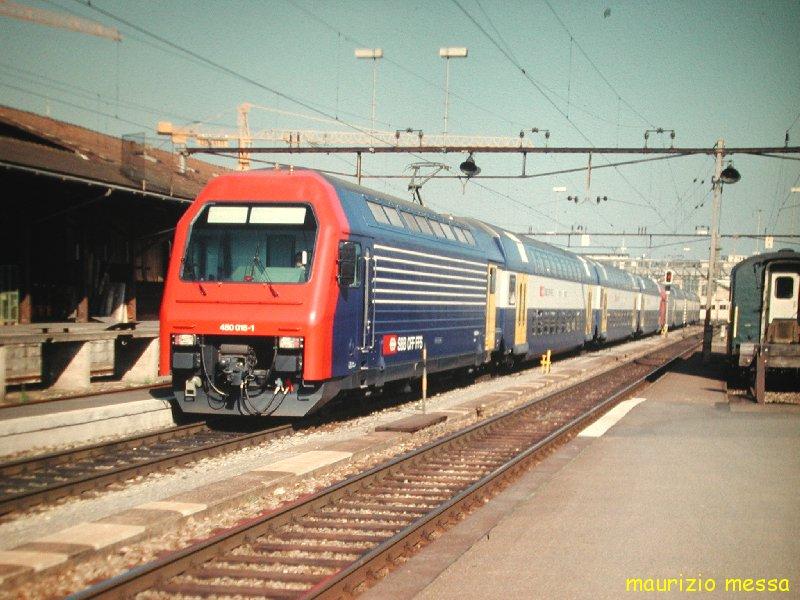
160, 169, 697, 417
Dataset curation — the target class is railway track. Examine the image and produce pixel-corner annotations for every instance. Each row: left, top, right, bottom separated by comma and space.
0, 421, 293, 515
74, 334, 700, 600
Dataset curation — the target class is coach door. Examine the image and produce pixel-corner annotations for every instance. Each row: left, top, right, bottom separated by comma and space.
600, 288, 609, 335
485, 265, 497, 351
768, 271, 799, 323
515, 274, 528, 346
585, 287, 593, 336
360, 247, 376, 349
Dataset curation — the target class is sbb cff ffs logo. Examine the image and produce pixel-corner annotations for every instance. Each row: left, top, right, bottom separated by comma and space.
382, 334, 424, 355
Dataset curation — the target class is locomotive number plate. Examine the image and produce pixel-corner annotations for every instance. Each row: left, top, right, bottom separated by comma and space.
219, 323, 256, 332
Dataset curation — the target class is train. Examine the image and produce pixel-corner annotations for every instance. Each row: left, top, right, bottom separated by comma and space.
159, 169, 700, 417
727, 249, 800, 398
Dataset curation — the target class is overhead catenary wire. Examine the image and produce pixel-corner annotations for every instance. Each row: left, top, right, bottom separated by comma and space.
450, 0, 672, 229
450, 0, 640, 130
670, 159, 715, 230
542, 0, 655, 128
66, 0, 799, 242
71, 0, 590, 227
768, 170, 800, 229
470, 179, 571, 229
66, 0, 390, 134
285, 0, 525, 130
787, 110, 800, 133
0, 81, 151, 130
0, 62, 233, 130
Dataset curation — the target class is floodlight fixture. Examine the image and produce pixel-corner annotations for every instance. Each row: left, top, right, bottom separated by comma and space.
354, 48, 383, 59
719, 162, 741, 184
440, 47, 468, 134
439, 47, 468, 58
459, 153, 480, 178
354, 48, 384, 131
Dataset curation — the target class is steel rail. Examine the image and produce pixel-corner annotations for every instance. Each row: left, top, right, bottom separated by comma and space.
0, 422, 293, 514
72, 334, 700, 599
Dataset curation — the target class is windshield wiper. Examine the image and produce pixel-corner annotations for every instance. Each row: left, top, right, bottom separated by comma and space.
182, 257, 207, 296
249, 243, 279, 298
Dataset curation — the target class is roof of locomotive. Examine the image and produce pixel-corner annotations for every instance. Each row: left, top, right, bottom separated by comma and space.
316, 171, 502, 262
730, 249, 799, 281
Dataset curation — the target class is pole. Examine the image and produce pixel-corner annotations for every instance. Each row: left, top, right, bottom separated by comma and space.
443, 57, 450, 135
702, 139, 725, 363
370, 57, 378, 132
421, 344, 427, 414
755, 209, 761, 255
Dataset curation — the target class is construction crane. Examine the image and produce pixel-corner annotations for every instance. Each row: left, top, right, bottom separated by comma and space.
0, 0, 121, 41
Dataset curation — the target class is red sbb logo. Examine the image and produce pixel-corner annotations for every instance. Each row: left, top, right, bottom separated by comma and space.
382, 334, 424, 355
383, 334, 398, 355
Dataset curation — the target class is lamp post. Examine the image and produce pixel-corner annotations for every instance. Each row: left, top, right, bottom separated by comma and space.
439, 47, 468, 135
702, 139, 740, 363
355, 48, 383, 132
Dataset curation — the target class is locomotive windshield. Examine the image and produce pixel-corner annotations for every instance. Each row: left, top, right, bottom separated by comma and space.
181, 203, 317, 283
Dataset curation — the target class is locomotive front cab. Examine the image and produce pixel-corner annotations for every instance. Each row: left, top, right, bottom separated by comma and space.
160, 171, 352, 418
171, 202, 320, 415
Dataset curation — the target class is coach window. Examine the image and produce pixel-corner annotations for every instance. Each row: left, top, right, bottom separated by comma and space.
508, 274, 517, 305
462, 229, 476, 245
775, 276, 794, 299
441, 223, 457, 241
402, 211, 422, 232
430, 220, 448, 239
384, 206, 406, 228
367, 201, 390, 225
452, 227, 467, 244
415, 215, 434, 235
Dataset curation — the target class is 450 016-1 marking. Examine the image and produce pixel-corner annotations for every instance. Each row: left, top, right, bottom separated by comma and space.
219, 323, 256, 332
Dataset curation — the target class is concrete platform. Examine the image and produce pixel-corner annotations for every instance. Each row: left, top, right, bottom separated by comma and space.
0, 387, 176, 456
367, 351, 800, 599
375, 412, 448, 433
0, 320, 161, 403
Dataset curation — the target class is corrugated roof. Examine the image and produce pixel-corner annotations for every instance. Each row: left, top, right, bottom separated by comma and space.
0, 105, 228, 199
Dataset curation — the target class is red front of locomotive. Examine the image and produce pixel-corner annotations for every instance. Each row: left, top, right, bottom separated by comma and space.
159, 170, 349, 417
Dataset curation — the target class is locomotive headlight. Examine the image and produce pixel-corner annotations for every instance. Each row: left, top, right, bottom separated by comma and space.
173, 334, 197, 346
278, 336, 303, 349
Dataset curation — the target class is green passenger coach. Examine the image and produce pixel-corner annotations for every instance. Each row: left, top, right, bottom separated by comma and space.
727, 249, 800, 400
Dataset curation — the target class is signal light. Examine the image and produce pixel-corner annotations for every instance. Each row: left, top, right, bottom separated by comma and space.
665, 270, 673, 284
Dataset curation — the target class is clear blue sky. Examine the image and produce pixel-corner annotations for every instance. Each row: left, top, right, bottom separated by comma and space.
1, 0, 798, 260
